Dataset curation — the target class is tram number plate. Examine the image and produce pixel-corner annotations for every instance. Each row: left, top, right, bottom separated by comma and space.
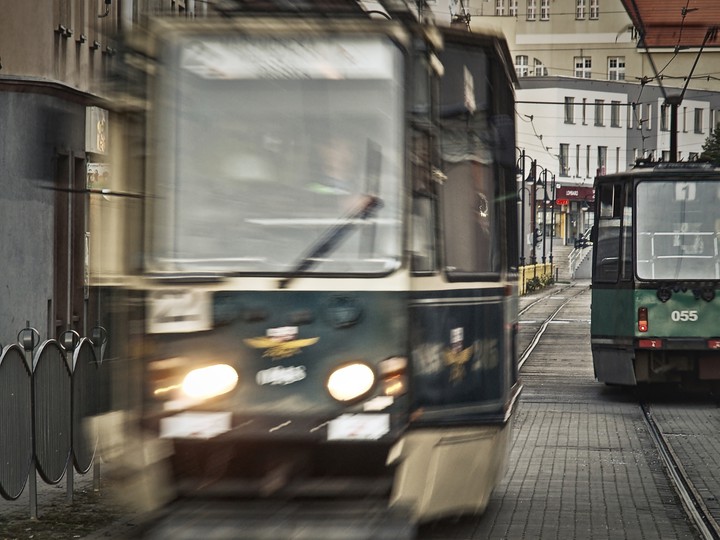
160, 412, 231, 439
147, 289, 212, 334
327, 413, 389, 441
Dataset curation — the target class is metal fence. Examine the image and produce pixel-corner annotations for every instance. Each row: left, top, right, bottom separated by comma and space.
0, 326, 106, 518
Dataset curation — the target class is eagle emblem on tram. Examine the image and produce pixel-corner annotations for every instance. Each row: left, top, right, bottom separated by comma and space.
244, 326, 319, 359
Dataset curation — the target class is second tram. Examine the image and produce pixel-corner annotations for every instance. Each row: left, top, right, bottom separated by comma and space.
591, 161, 720, 385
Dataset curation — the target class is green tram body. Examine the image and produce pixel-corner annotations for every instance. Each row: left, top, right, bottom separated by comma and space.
100, 8, 521, 524
591, 162, 720, 385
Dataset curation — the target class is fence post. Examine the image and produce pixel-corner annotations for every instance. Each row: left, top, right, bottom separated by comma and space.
18, 324, 39, 519
91, 326, 108, 492
61, 330, 80, 503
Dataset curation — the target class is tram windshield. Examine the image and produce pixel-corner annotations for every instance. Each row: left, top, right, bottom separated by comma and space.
636, 180, 720, 280
148, 34, 404, 275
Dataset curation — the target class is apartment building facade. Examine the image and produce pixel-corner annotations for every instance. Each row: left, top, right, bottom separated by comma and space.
0, 0, 201, 345
427, 0, 720, 245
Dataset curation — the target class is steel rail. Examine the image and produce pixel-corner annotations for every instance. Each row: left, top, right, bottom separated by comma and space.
641, 403, 720, 540
518, 285, 589, 369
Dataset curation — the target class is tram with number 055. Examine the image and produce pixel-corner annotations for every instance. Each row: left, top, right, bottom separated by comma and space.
591, 161, 720, 386
98, 0, 521, 523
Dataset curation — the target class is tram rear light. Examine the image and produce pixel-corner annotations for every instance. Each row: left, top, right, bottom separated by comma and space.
708, 339, 720, 350
327, 362, 375, 402
638, 307, 649, 332
638, 339, 662, 349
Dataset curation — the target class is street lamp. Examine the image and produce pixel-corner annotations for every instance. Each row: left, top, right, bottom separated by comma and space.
516, 149, 536, 267
548, 173, 556, 267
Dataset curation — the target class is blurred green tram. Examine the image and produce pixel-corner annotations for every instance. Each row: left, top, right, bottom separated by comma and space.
99, 3, 521, 523
591, 162, 720, 386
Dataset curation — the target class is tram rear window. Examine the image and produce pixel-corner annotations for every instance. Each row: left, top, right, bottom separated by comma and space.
636, 180, 720, 280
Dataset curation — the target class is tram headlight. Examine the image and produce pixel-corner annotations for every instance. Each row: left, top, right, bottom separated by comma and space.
326, 362, 375, 402
181, 364, 239, 400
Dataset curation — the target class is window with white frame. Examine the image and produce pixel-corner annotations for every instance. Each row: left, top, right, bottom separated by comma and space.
527, 0, 537, 20
586, 145, 591, 177
615, 147, 620, 172
694, 108, 704, 133
607, 57, 625, 80
576, 0, 585, 19
559, 144, 570, 176
660, 104, 669, 131
515, 55, 529, 77
646, 103, 652, 130
689, 151, 699, 161
611, 101, 621, 127
582, 98, 587, 124
574, 57, 592, 78
540, 0, 550, 20
534, 58, 548, 76
509, 0, 518, 16
598, 146, 607, 174
496, 0, 505, 16
590, 0, 599, 19
576, 144, 581, 176
565, 97, 575, 124
595, 99, 605, 126
683, 107, 687, 132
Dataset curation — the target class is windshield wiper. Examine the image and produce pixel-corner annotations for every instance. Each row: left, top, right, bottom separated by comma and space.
278, 194, 383, 289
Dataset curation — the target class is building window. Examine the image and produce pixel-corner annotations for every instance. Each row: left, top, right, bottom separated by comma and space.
565, 97, 575, 124
576, 144, 581, 176
662, 150, 670, 162
660, 104, 669, 131
607, 57, 625, 80
540, 0, 550, 20
576, 0, 585, 19
595, 99, 605, 126
611, 101, 621, 127
615, 147, 620, 172
534, 58, 548, 76
598, 146, 607, 175
574, 57, 592, 78
628, 104, 634, 129
689, 151, 699, 161
646, 103, 652, 130
559, 144, 570, 176
694, 108, 704, 134
586, 145, 591, 177
582, 98, 587, 124
496, 0, 505, 16
590, 0, 599, 19
527, 0, 537, 20
509, 0, 518, 16
515, 55, 529, 77
683, 107, 687, 132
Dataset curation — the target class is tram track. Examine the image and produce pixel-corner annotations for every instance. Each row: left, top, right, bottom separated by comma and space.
641, 403, 720, 540
521, 285, 720, 539
518, 284, 589, 370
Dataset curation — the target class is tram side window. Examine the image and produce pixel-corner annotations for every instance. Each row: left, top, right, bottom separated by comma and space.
441, 159, 500, 278
620, 187, 633, 280
594, 183, 622, 282
411, 195, 436, 272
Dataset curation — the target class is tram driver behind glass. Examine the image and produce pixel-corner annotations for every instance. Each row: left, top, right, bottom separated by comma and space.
306, 135, 361, 198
